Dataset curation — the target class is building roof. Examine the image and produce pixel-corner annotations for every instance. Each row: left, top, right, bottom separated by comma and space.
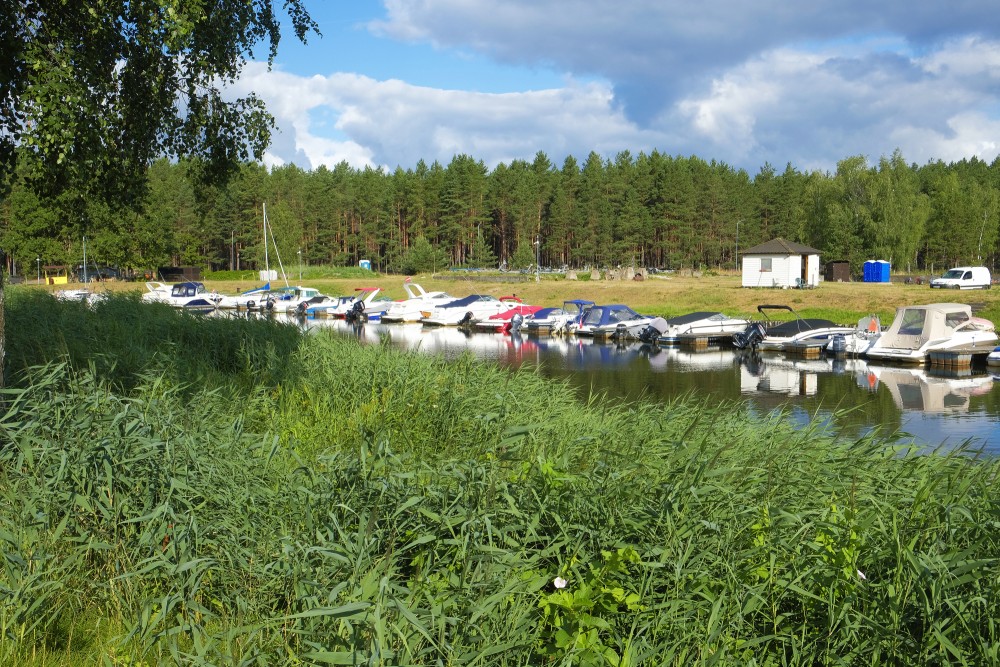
743, 238, 822, 255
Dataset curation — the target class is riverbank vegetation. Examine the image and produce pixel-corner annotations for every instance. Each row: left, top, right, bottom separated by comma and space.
4, 151, 999, 283
3, 294, 1000, 665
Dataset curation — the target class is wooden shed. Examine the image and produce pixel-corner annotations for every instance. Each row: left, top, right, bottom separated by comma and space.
741, 238, 821, 288
824, 260, 851, 282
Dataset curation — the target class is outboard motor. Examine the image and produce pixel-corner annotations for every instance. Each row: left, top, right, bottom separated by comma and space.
457, 311, 475, 329
345, 299, 365, 323
509, 313, 524, 334
828, 333, 847, 356
732, 322, 767, 350
638, 317, 669, 344
295, 301, 309, 318
611, 322, 630, 342
265, 296, 276, 312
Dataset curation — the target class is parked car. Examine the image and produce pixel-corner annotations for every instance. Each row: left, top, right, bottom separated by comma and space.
929, 266, 991, 290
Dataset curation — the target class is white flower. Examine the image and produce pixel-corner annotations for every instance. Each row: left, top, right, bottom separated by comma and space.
553, 577, 568, 589
857, 569, 867, 581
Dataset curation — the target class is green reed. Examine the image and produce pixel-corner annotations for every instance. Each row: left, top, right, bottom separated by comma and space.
2, 296, 1000, 665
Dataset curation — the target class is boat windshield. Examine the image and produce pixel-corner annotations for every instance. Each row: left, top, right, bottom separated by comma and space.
898, 309, 927, 336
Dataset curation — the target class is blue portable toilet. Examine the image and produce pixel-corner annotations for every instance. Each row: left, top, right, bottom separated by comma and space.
359, 259, 372, 271
862, 260, 875, 282
876, 260, 890, 282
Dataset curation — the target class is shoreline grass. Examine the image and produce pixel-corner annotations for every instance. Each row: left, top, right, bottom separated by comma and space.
3, 294, 1000, 664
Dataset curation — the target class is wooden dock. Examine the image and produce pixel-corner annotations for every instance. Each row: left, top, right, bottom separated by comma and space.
926, 341, 998, 368
660, 333, 736, 349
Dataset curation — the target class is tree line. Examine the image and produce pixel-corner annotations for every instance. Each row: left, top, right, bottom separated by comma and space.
2, 148, 999, 279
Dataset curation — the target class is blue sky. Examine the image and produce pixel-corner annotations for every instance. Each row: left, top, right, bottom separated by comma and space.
232, 1, 1000, 175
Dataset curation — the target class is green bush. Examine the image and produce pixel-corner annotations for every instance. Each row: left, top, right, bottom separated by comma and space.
3, 296, 1000, 664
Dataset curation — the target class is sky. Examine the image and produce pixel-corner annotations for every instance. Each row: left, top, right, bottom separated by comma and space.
231, 0, 1000, 176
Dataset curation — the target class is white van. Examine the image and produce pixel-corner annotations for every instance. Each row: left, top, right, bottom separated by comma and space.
929, 266, 992, 290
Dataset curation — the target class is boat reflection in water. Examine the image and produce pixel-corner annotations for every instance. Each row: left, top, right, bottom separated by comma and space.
863, 365, 995, 414
288, 317, 1000, 452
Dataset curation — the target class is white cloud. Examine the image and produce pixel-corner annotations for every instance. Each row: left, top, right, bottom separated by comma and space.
235, 63, 651, 171
231, 4, 1000, 173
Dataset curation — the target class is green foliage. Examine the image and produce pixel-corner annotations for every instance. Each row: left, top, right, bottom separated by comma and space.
4, 297, 1000, 665
538, 547, 645, 666
400, 235, 450, 274
3, 290, 302, 394
4, 150, 1000, 280
511, 241, 536, 269
466, 226, 498, 268
2, 1, 317, 208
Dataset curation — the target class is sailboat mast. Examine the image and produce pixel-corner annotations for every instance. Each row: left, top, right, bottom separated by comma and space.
262, 202, 270, 279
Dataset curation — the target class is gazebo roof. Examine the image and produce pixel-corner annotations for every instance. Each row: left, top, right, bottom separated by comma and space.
743, 238, 822, 255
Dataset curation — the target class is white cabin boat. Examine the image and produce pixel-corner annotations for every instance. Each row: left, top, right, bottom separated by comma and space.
216, 283, 271, 310
266, 286, 331, 314
141, 281, 221, 310
865, 303, 997, 364
421, 294, 517, 326
381, 282, 454, 323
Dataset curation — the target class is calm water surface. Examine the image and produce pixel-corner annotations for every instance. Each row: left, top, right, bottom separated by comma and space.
304, 318, 1000, 453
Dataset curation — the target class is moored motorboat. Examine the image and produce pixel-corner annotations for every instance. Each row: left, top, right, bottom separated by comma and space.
381, 282, 454, 323
577, 304, 653, 340
266, 286, 331, 314
826, 314, 883, 357
524, 299, 594, 335
216, 283, 271, 310
865, 303, 997, 364
732, 305, 855, 351
309, 287, 382, 319
475, 304, 544, 333
141, 281, 222, 310
421, 294, 518, 326
654, 311, 751, 345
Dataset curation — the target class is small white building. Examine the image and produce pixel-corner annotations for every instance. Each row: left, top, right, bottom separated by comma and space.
741, 238, 821, 288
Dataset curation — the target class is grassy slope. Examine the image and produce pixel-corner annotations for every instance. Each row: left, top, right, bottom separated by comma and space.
2, 293, 1000, 665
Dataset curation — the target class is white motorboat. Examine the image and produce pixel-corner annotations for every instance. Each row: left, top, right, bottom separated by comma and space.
420, 294, 517, 326
266, 286, 331, 314
733, 305, 855, 351
141, 281, 173, 302
216, 283, 271, 310
55, 288, 107, 306
381, 282, 454, 323
654, 311, 751, 344
577, 304, 653, 340
308, 286, 384, 319
141, 281, 221, 310
524, 299, 594, 335
865, 303, 997, 364
825, 314, 883, 357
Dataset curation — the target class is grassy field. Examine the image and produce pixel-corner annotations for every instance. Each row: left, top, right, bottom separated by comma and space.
45, 270, 1000, 327
3, 292, 1000, 665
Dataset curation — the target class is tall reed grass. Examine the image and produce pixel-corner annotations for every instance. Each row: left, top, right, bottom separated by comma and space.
2, 294, 1000, 665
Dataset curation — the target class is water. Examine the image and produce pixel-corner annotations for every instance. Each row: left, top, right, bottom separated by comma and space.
303, 318, 1000, 453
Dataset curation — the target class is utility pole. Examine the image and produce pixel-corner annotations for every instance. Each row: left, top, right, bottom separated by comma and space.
535, 235, 540, 283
